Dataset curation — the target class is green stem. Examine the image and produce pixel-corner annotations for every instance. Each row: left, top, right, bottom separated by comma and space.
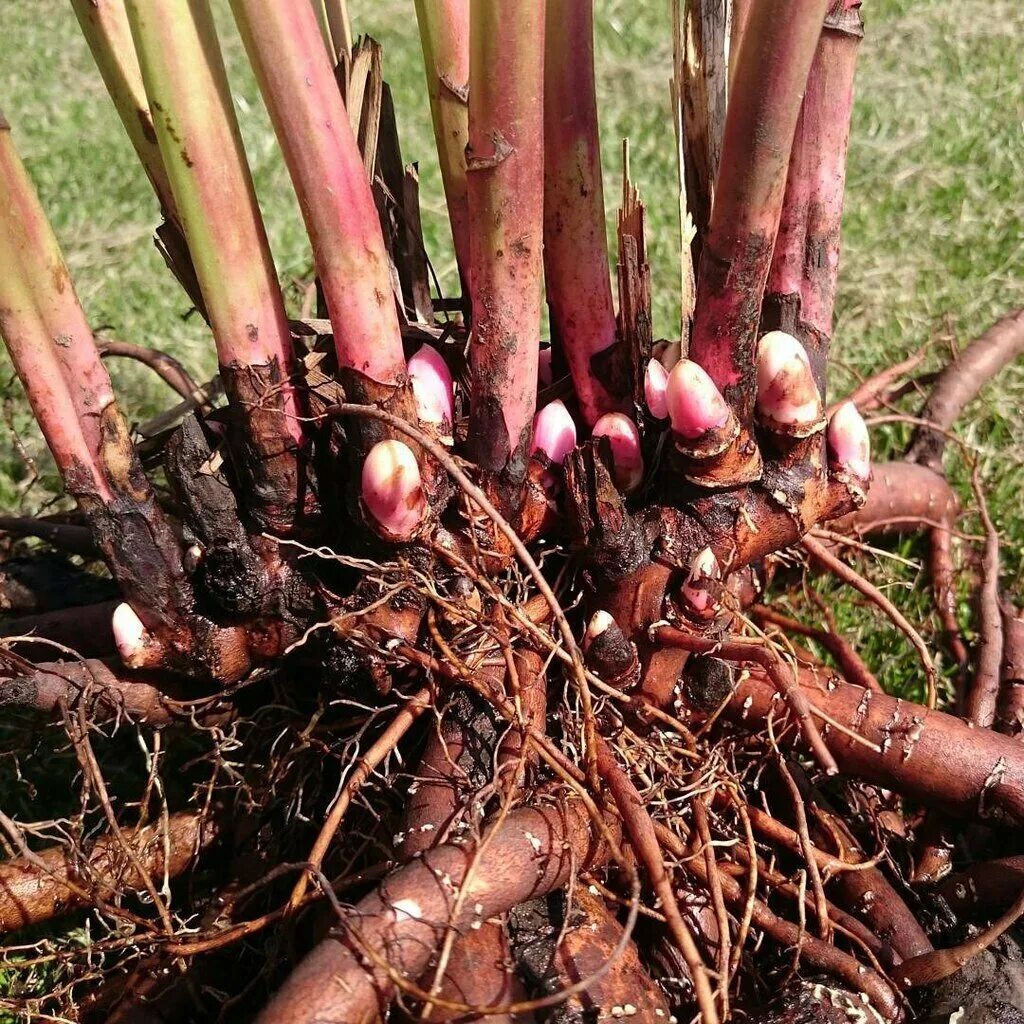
414, 0, 471, 299
0, 114, 191, 630
126, 0, 312, 535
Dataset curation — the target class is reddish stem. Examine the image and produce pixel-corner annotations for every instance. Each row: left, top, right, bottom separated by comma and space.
0, 117, 191, 632
465, 0, 545, 500
763, 0, 863, 392
689, 0, 830, 422
231, 0, 408, 394
543, 0, 623, 426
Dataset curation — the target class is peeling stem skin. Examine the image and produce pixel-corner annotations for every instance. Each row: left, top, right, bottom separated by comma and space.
465, 0, 545, 501
255, 802, 613, 1024
543, 0, 623, 426
231, 0, 407, 391
763, 2, 862, 394
414, 0, 471, 296
126, 0, 309, 535
689, 0, 831, 423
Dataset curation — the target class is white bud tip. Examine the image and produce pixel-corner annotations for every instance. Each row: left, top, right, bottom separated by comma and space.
592, 413, 644, 492
756, 331, 822, 426
827, 401, 871, 480
112, 602, 146, 662
665, 360, 731, 439
532, 399, 577, 465
408, 344, 454, 430
681, 547, 719, 614
361, 440, 426, 541
644, 359, 669, 420
584, 610, 615, 650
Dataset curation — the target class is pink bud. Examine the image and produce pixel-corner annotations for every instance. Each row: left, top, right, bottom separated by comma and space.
827, 401, 871, 481
361, 440, 426, 540
592, 413, 644, 492
408, 344, 454, 431
755, 331, 822, 427
680, 547, 719, 615
112, 602, 146, 664
644, 359, 669, 420
584, 609, 615, 651
532, 399, 577, 465
665, 360, 731, 439
538, 346, 553, 389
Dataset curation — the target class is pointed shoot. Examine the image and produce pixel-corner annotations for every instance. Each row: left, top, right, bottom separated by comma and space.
532, 399, 577, 466
593, 413, 644, 493
361, 441, 427, 541
666, 359, 731, 440
680, 547, 720, 618
409, 343, 454, 433
755, 331, 823, 432
644, 359, 670, 420
827, 401, 871, 481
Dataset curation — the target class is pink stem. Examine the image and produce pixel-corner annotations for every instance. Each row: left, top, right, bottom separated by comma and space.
0, 114, 190, 629
543, 0, 623, 427
231, 0, 407, 391
800, 2, 863, 342
689, 0, 831, 423
762, 0, 863, 393
465, 0, 545, 498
